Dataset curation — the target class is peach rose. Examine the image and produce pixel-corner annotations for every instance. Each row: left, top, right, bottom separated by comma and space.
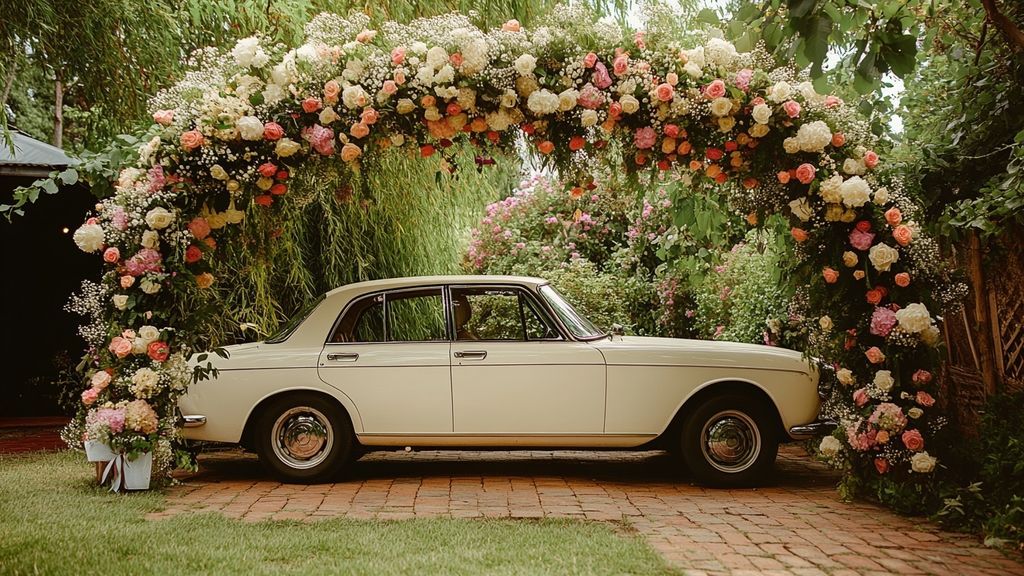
391, 46, 405, 65
180, 130, 204, 151
866, 288, 884, 305
865, 346, 886, 364
893, 224, 913, 246
502, 19, 521, 32
109, 336, 133, 359
394, 70, 406, 85
302, 97, 322, 113
877, 430, 890, 444
703, 79, 726, 99
537, 140, 554, 155
777, 170, 791, 184
382, 80, 398, 95
912, 369, 933, 385
195, 272, 215, 289
323, 80, 341, 102
831, 132, 845, 147
822, 267, 839, 284
612, 54, 629, 76
655, 82, 675, 102
153, 110, 174, 126
853, 388, 869, 407
350, 122, 370, 139
356, 29, 376, 43
853, 270, 865, 280
340, 143, 362, 162
790, 227, 808, 243
916, 391, 936, 407
884, 207, 902, 226
450, 52, 463, 67
103, 247, 120, 264
864, 150, 879, 168
902, 429, 924, 451
263, 122, 284, 141
120, 275, 135, 289
583, 52, 597, 68
795, 163, 816, 184
82, 387, 100, 405
894, 272, 911, 287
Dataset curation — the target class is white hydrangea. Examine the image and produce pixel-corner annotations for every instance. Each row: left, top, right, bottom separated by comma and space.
843, 157, 866, 175
460, 38, 488, 75
792, 121, 832, 153
783, 137, 800, 154
704, 38, 738, 67
526, 89, 559, 115
820, 174, 844, 204
683, 62, 702, 79
232, 37, 268, 68
73, 223, 105, 253
895, 303, 932, 333
681, 47, 705, 68
868, 243, 900, 272
130, 367, 161, 399
839, 175, 872, 207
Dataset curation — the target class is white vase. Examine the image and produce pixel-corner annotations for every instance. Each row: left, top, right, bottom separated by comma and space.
122, 452, 153, 490
84, 440, 116, 463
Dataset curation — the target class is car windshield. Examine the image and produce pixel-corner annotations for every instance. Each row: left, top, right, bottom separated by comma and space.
539, 285, 604, 340
265, 294, 325, 343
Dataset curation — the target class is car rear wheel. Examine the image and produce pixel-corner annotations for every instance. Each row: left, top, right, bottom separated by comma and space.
679, 393, 778, 487
255, 393, 352, 483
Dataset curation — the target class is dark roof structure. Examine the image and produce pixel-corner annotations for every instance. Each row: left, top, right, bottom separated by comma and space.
0, 130, 76, 177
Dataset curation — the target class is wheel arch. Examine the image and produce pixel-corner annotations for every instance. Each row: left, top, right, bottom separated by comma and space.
661, 378, 787, 446
240, 387, 361, 451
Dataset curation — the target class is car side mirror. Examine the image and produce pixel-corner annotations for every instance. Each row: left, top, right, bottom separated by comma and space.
610, 323, 625, 336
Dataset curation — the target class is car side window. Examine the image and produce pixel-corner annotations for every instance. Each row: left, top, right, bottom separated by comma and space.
331, 289, 447, 343
452, 287, 558, 341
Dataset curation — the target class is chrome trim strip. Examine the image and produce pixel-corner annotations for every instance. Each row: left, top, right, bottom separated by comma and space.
182, 415, 207, 428
788, 419, 837, 439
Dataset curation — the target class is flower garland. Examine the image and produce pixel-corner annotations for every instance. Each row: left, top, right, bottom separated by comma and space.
68, 6, 960, 485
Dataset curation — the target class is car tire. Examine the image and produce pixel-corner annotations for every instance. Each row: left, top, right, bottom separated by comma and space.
255, 392, 353, 483
679, 393, 778, 487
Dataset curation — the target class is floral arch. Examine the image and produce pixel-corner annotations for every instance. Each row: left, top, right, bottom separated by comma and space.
69, 7, 956, 489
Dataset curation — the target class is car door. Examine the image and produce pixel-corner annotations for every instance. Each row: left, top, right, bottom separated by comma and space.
449, 285, 606, 435
317, 286, 452, 434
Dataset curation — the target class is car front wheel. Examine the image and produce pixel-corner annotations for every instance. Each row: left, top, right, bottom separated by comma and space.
680, 393, 778, 487
255, 393, 353, 483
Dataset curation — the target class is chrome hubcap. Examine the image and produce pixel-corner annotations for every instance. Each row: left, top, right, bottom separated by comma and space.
271, 407, 333, 469
700, 410, 760, 473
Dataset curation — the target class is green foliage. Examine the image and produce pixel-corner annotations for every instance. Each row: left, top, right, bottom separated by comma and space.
542, 260, 633, 333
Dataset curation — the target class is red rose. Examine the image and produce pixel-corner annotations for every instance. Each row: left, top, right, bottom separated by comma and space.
185, 245, 203, 263
147, 341, 170, 363
865, 288, 883, 305
270, 183, 287, 196
275, 170, 289, 181
255, 194, 273, 207
855, 220, 872, 233
874, 458, 889, 474
705, 148, 724, 161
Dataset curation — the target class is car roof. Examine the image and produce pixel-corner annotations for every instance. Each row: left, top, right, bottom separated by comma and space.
325, 275, 550, 297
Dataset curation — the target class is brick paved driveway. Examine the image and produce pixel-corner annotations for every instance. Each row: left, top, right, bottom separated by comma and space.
161, 445, 1024, 575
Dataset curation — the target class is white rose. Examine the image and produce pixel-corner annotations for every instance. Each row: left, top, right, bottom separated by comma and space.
145, 207, 175, 230
236, 116, 264, 140
751, 103, 772, 124
526, 89, 560, 115
836, 368, 855, 386
710, 97, 733, 117
342, 85, 369, 110
873, 370, 894, 393
425, 46, 448, 70
557, 89, 578, 112
390, 134, 405, 147
620, 94, 640, 115
683, 62, 702, 79
396, 99, 416, 114
514, 53, 537, 76
819, 315, 833, 331
73, 223, 105, 253
112, 295, 129, 310
798, 81, 825, 104
921, 324, 941, 347
768, 81, 792, 103
423, 107, 441, 121
842, 157, 866, 175
318, 107, 340, 125
434, 64, 455, 84
789, 197, 813, 222
908, 407, 924, 419
132, 337, 148, 355
138, 325, 161, 345
580, 109, 598, 127
895, 303, 932, 334
783, 137, 800, 154
818, 435, 842, 458
210, 165, 229, 181
141, 230, 159, 249
873, 187, 890, 205
682, 47, 705, 68
500, 89, 518, 108
839, 175, 872, 207
910, 451, 937, 473
868, 243, 900, 272
820, 174, 844, 204
275, 138, 301, 157
718, 116, 736, 132
140, 278, 161, 294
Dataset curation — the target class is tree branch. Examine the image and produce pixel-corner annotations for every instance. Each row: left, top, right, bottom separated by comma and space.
981, 0, 1024, 51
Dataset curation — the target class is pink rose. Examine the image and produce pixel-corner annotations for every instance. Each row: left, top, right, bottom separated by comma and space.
120, 275, 135, 289
612, 54, 629, 76
583, 52, 598, 68
257, 162, 278, 179
663, 124, 679, 138
109, 336, 133, 359
916, 391, 935, 407
822, 267, 839, 284
825, 95, 842, 107
301, 97, 322, 113
865, 346, 886, 364
82, 387, 100, 405
188, 217, 211, 240
103, 247, 120, 264
902, 429, 925, 451
382, 80, 398, 95
391, 46, 405, 65
750, 96, 765, 106
577, 84, 605, 109
853, 388, 869, 407
591, 62, 612, 89
655, 82, 675, 102
849, 228, 876, 251
501, 19, 521, 32
666, 72, 679, 85
783, 100, 802, 118
703, 79, 726, 99
301, 124, 335, 156
795, 163, 816, 184
912, 369, 932, 386
153, 110, 174, 126
262, 122, 284, 141
608, 101, 622, 118
870, 307, 898, 337
179, 130, 204, 151
864, 150, 879, 168
734, 69, 753, 91
394, 70, 406, 85
147, 341, 170, 363
632, 127, 656, 150
361, 108, 379, 125
893, 224, 913, 246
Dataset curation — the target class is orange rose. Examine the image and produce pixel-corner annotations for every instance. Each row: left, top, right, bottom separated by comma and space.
350, 122, 370, 139
822, 267, 839, 284
777, 170, 791, 184
340, 143, 362, 162
688, 160, 702, 171
745, 213, 758, 226
831, 132, 845, 147
893, 224, 913, 246
791, 227, 808, 243
421, 95, 436, 108
884, 207, 902, 226
742, 178, 758, 190
180, 130, 205, 151
361, 108, 379, 125
866, 288, 883, 305
894, 272, 911, 287
195, 272, 215, 289
569, 136, 586, 151
676, 141, 692, 155
537, 140, 554, 155
705, 164, 722, 178
661, 138, 676, 154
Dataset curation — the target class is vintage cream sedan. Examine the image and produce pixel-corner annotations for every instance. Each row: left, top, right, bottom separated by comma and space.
179, 275, 833, 486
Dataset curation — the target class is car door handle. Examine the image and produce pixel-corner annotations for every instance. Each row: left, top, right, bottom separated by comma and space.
454, 350, 487, 360
326, 352, 359, 362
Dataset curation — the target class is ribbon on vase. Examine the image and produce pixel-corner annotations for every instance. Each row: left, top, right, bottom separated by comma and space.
101, 454, 125, 492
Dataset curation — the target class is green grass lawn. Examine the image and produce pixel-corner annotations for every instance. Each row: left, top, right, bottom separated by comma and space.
0, 451, 678, 575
